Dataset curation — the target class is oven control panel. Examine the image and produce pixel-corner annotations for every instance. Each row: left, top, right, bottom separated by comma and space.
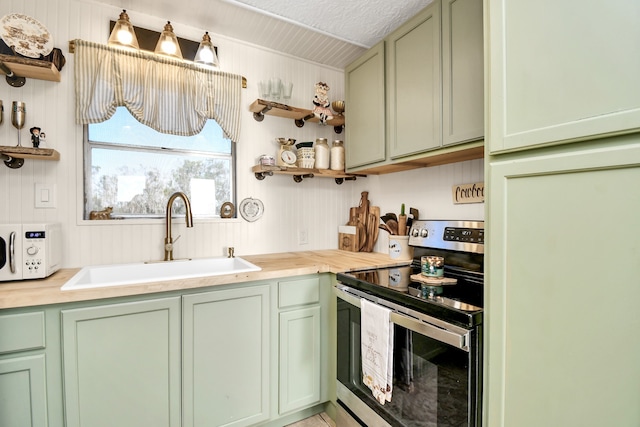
444, 227, 484, 244
409, 220, 484, 254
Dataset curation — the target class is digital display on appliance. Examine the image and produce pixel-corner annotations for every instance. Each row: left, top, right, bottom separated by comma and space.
25, 231, 45, 239
444, 227, 484, 243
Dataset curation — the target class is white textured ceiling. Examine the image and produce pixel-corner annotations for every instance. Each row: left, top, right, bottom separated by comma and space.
228, 0, 432, 48
95, 0, 433, 68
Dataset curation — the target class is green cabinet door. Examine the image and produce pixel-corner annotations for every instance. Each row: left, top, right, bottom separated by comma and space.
183, 285, 270, 427
279, 306, 321, 414
487, 0, 640, 153
0, 355, 48, 427
345, 42, 386, 169
441, 0, 484, 145
62, 297, 181, 427
387, 1, 442, 158
485, 138, 640, 426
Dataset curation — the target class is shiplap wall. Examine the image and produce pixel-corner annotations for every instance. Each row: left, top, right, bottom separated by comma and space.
0, 0, 483, 268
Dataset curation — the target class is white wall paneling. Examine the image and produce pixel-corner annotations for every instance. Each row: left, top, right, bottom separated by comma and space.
0, 0, 484, 268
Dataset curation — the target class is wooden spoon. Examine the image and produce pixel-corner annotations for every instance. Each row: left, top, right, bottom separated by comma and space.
386, 218, 399, 235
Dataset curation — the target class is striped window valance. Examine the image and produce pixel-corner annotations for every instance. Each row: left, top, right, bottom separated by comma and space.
73, 39, 242, 141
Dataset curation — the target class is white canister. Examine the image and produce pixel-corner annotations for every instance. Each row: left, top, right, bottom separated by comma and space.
314, 138, 330, 169
330, 140, 345, 171
388, 235, 413, 261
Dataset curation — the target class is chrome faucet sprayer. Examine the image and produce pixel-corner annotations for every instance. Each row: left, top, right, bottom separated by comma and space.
164, 191, 193, 261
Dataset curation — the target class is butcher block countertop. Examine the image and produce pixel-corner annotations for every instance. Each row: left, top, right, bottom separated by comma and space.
0, 250, 408, 310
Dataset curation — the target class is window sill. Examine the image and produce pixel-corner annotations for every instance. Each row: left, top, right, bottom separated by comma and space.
77, 217, 243, 226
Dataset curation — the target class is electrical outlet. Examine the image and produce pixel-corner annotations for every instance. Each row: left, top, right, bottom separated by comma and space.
298, 229, 309, 245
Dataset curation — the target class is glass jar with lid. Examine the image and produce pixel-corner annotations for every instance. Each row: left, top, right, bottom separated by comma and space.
314, 138, 330, 169
330, 140, 345, 171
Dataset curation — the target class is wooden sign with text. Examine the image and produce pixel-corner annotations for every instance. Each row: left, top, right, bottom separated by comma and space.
452, 182, 484, 204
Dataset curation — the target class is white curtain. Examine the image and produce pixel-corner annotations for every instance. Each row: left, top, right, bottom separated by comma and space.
73, 39, 242, 141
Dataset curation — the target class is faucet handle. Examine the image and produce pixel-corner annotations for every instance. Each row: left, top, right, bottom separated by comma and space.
228, 247, 235, 258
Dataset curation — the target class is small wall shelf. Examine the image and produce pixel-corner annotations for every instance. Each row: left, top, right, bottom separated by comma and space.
249, 99, 345, 133
252, 165, 363, 184
0, 54, 61, 87
0, 145, 60, 169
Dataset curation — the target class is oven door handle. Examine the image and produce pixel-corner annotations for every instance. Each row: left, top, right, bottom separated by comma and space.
335, 286, 470, 351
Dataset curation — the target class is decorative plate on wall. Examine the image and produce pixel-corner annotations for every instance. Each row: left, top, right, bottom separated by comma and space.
239, 197, 264, 222
0, 13, 53, 58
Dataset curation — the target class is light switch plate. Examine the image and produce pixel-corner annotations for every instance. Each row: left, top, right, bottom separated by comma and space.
35, 183, 57, 208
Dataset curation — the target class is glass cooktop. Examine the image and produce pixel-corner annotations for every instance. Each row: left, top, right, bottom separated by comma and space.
337, 264, 483, 328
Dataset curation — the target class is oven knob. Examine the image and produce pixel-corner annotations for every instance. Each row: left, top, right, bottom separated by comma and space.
26, 245, 39, 256
420, 229, 428, 238
411, 228, 419, 237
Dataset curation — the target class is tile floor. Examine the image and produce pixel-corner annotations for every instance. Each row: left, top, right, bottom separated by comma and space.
286, 412, 336, 427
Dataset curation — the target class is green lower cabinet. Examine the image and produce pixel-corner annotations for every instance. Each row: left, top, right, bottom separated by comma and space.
277, 276, 324, 416
0, 355, 48, 427
183, 285, 270, 427
61, 297, 182, 427
278, 306, 321, 414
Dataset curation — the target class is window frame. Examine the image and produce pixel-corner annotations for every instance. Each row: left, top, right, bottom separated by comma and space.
81, 119, 237, 223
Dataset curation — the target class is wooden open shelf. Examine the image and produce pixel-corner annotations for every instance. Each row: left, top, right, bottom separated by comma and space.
249, 99, 345, 132
0, 145, 60, 161
252, 165, 363, 184
0, 54, 61, 82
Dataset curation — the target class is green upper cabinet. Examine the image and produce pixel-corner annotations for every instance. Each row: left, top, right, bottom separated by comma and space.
345, 0, 484, 174
345, 42, 386, 169
441, 0, 484, 145
487, 0, 640, 153
62, 298, 182, 427
387, 1, 442, 158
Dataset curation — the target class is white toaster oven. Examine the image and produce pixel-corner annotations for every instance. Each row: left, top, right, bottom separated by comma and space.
0, 223, 62, 282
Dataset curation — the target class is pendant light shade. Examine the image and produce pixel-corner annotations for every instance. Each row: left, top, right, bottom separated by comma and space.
108, 10, 139, 49
194, 32, 219, 67
154, 21, 183, 59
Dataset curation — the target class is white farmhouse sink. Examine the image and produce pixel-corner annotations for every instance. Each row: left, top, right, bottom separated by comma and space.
61, 257, 261, 290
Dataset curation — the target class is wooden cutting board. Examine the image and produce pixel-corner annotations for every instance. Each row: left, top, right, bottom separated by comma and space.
346, 192, 380, 252
338, 226, 360, 252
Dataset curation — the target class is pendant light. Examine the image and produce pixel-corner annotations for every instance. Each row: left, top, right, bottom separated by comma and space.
154, 21, 183, 59
194, 32, 219, 67
107, 10, 139, 50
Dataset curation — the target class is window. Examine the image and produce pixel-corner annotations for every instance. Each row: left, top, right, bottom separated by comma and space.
84, 107, 234, 219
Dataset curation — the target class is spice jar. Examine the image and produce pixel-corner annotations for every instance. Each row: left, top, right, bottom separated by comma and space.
314, 138, 330, 169
330, 140, 345, 171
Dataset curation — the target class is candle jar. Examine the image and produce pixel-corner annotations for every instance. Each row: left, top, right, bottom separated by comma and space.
421, 256, 444, 277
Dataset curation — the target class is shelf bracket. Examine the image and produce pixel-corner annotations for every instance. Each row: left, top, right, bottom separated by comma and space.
295, 113, 317, 128
2, 155, 25, 169
335, 176, 358, 185
0, 61, 26, 87
252, 105, 273, 122
254, 170, 274, 180
293, 173, 314, 183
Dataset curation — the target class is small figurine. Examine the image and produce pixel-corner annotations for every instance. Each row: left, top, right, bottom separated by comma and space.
89, 207, 113, 220
312, 82, 333, 124
30, 127, 41, 148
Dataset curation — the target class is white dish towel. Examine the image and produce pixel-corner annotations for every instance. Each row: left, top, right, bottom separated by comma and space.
361, 298, 394, 404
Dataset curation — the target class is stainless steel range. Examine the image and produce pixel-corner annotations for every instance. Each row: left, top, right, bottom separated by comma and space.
335, 220, 484, 427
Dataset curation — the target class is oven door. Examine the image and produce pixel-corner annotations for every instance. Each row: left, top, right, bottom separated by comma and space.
335, 284, 481, 427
